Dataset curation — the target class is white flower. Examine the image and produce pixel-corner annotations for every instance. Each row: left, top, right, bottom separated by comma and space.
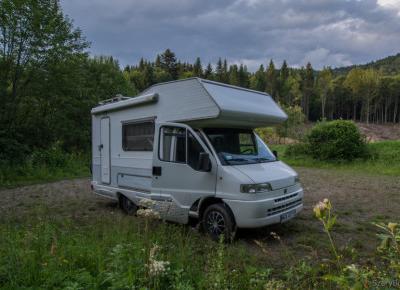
139, 198, 156, 208
137, 208, 160, 219
148, 260, 170, 277
270, 231, 281, 240
313, 201, 328, 218
147, 244, 170, 277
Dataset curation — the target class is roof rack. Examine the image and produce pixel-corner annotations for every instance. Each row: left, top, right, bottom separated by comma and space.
98, 94, 131, 106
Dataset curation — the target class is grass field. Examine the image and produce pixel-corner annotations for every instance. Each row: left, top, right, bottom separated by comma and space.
271, 140, 400, 176
0, 153, 89, 189
0, 140, 399, 288
1, 166, 399, 289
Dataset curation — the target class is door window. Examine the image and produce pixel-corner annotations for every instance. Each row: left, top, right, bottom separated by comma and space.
159, 127, 186, 163
159, 126, 208, 171
188, 131, 205, 170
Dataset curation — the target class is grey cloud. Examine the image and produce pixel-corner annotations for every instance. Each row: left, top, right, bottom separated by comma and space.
61, 0, 400, 70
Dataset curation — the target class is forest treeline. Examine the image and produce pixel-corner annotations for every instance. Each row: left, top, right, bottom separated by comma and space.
124, 51, 400, 125
1, 0, 399, 164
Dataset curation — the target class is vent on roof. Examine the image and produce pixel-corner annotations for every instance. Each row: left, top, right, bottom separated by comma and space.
98, 94, 130, 106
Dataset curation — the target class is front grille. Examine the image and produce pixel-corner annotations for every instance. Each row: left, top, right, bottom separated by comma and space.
274, 193, 298, 203
267, 198, 302, 216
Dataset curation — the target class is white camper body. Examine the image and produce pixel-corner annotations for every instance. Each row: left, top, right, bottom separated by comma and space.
91, 78, 303, 239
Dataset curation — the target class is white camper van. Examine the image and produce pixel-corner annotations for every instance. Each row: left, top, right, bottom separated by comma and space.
91, 78, 303, 240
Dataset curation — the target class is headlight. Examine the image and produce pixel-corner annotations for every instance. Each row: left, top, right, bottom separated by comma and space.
295, 176, 300, 183
241, 182, 272, 193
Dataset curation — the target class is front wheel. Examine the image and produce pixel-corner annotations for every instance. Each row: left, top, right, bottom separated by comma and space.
202, 203, 236, 242
120, 195, 137, 215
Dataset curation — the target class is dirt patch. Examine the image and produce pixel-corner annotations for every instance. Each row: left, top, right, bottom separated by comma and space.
357, 122, 400, 142
1, 168, 399, 266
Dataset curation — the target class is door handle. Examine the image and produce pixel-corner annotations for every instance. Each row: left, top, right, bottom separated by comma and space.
98, 144, 103, 151
152, 166, 162, 176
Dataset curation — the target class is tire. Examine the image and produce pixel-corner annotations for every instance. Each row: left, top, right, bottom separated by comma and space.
202, 203, 236, 242
120, 195, 137, 215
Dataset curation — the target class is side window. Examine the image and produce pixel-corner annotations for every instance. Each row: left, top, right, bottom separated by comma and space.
122, 121, 154, 151
159, 126, 186, 163
239, 133, 256, 154
188, 131, 205, 170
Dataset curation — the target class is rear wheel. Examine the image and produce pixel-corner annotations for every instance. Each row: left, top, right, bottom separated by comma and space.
120, 195, 137, 215
202, 203, 236, 242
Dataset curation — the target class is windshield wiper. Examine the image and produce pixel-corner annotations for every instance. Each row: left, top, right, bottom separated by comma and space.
226, 158, 248, 162
253, 157, 275, 163
224, 157, 258, 165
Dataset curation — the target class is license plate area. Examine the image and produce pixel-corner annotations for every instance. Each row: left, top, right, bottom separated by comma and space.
280, 209, 296, 223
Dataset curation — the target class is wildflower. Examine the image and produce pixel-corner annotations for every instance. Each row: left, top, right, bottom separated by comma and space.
313, 201, 326, 219
148, 259, 170, 277
147, 244, 170, 277
270, 232, 281, 241
137, 208, 161, 220
388, 222, 398, 232
139, 198, 156, 208
149, 244, 160, 259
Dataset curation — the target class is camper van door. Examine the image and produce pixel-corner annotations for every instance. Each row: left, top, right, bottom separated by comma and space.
100, 117, 111, 184
152, 122, 217, 217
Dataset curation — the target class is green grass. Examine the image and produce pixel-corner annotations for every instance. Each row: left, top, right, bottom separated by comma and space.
0, 212, 274, 290
0, 204, 397, 289
270, 140, 400, 176
0, 153, 90, 189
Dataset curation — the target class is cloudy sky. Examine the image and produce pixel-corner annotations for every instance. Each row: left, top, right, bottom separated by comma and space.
60, 0, 400, 70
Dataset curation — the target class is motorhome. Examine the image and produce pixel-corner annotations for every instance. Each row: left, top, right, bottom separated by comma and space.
91, 78, 303, 240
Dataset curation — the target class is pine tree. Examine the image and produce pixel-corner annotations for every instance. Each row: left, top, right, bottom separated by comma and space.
280, 60, 289, 82
250, 65, 266, 92
216, 58, 223, 82
266, 60, 277, 99
238, 64, 249, 88
204, 63, 213, 80
279, 60, 290, 103
193, 57, 203, 77
302, 62, 314, 119
143, 64, 154, 88
223, 59, 229, 83
155, 55, 161, 68
229, 65, 239, 85
160, 49, 178, 79
139, 58, 145, 71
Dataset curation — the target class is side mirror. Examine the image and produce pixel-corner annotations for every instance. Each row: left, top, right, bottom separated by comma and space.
273, 150, 278, 159
198, 152, 212, 172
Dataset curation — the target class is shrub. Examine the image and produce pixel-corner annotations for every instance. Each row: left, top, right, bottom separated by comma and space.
307, 120, 368, 161
285, 143, 309, 158
30, 143, 68, 168
0, 132, 29, 165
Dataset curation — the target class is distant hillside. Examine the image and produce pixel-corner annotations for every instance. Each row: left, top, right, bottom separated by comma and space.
333, 53, 400, 75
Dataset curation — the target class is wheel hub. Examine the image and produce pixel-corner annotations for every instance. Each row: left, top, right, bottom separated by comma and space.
206, 210, 225, 235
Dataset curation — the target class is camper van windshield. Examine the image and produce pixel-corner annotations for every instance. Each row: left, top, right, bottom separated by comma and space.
203, 128, 276, 165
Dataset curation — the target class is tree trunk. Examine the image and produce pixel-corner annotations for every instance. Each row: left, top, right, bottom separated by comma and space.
384, 97, 388, 123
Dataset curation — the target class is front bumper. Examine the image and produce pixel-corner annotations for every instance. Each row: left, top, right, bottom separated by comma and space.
224, 187, 304, 228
